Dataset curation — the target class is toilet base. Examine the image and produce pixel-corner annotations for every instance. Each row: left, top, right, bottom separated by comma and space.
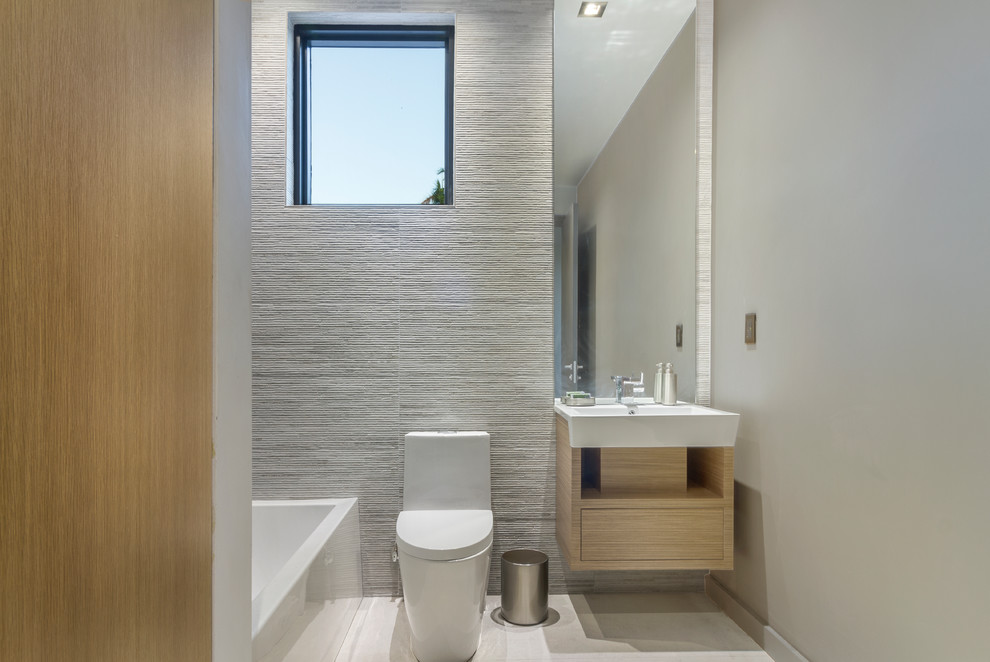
398, 545, 491, 662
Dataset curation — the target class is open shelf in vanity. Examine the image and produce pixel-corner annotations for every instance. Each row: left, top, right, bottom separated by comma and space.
555, 413, 734, 570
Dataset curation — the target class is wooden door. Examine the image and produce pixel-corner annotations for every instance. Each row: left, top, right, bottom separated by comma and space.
1, 0, 214, 659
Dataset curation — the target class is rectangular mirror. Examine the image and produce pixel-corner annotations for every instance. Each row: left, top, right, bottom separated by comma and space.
554, 0, 711, 404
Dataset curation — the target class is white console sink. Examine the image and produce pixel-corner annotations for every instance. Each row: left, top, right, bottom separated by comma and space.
554, 401, 739, 448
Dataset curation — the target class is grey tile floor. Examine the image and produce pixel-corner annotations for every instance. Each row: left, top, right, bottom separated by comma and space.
335, 593, 772, 661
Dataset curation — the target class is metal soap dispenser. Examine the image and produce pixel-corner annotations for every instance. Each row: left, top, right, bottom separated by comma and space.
660, 363, 678, 406
653, 363, 664, 403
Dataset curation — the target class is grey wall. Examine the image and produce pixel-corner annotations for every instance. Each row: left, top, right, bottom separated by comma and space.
213, 0, 252, 658
711, 0, 990, 659
578, 14, 697, 400
251, 0, 562, 597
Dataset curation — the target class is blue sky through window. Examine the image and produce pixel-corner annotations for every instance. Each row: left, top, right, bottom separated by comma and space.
309, 46, 446, 204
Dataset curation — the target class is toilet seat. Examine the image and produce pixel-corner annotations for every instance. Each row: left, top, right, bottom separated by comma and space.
396, 509, 493, 561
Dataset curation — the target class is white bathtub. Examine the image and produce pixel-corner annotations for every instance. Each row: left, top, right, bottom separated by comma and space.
252, 498, 362, 662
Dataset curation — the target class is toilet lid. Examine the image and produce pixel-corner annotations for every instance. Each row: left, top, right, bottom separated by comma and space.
396, 509, 493, 561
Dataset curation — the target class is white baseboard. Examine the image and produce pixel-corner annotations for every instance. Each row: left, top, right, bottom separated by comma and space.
763, 625, 810, 662
705, 575, 810, 662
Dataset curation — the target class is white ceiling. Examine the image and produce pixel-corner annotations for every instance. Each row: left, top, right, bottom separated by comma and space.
554, 0, 696, 190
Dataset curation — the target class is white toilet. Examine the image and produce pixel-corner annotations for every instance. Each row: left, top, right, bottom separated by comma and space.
396, 431, 493, 662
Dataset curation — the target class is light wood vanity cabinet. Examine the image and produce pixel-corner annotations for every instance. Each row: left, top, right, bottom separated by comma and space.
555, 414, 734, 570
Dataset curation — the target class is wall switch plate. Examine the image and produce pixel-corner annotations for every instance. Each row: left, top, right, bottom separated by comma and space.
675, 324, 683, 348
745, 313, 757, 344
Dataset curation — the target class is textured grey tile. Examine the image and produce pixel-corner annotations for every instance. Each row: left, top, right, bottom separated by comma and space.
253, 0, 553, 597
357, 513, 405, 596
696, 0, 713, 406
253, 441, 403, 499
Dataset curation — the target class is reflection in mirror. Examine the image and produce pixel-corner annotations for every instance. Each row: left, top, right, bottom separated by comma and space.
554, 1, 699, 402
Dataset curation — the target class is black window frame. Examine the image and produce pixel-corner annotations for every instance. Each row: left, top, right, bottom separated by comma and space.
293, 24, 455, 206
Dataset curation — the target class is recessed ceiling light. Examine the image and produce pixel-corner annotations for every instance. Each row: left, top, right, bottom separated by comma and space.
578, 2, 607, 18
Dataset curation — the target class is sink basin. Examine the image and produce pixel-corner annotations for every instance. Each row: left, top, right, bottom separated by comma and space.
554, 401, 739, 448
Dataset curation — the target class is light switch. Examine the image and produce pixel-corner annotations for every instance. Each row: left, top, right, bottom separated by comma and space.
745, 313, 757, 344
675, 324, 683, 348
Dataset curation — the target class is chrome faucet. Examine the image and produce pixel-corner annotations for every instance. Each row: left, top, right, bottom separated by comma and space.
610, 375, 624, 401
610, 373, 644, 403
564, 360, 584, 385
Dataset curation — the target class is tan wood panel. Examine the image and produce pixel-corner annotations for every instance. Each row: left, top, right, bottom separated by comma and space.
580, 482, 727, 507
581, 508, 724, 562
600, 447, 687, 493
555, 414, 584, 562
687, 446, 726, 496
723, 448, 735, 496
0, 0, 214, 659
555, 416, 575, 560
581, 447, 601, 492
722, 448, 735, 565
562, 556, 735, 572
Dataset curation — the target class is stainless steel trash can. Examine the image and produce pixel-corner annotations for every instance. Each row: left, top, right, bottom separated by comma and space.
500, 549, 548, 625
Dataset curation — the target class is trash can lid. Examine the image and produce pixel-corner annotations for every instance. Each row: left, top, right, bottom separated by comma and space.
502, 549, 548, 566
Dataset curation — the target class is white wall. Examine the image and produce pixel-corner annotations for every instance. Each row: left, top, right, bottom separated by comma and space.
554, 185, 577, 217
711, 1, 990, 660
578, 14, 697, 399
213, 0, 252, 658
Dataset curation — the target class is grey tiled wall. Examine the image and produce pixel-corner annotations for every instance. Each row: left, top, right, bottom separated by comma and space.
251, 0, 703, 596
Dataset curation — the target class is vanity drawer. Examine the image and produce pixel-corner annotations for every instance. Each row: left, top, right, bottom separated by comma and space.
580, 508, 724, 561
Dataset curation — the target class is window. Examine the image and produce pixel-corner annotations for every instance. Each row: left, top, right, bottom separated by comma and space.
293, 25, 454, 205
